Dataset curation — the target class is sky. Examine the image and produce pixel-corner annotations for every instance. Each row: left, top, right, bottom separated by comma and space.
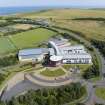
0, 0, 105, 8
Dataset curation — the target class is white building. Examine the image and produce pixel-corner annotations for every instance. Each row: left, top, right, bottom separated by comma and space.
48, 38, 92, 64
18, 37, 92, 64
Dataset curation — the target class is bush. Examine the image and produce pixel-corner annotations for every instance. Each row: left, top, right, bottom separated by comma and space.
91, 39, 105, 58
0, 54, 18, 67
6, 83, 86, 105
82, 55, 99, 79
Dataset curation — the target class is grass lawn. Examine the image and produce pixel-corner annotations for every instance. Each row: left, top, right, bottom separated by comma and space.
62, 64, 91, 73
40, 68, 65, 77
70, 40, 79, 45
0, 37, 16, 54
95, 87, 105, 100
9, 28, 56, 49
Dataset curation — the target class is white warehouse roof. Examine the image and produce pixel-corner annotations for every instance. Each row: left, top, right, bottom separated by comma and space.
60, 45, 85, 51
63, 53, 92, 59
19, 48, 48, 56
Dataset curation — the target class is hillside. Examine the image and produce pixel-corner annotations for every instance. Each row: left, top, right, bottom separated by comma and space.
17, 9, 105, 41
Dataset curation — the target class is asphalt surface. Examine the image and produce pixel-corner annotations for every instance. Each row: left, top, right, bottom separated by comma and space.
1, 80, 43, 101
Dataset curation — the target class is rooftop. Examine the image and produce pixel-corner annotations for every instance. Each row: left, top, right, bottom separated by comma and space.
19, 48, 48, 56
63, 53, 92, 59
50, 55, 63, 61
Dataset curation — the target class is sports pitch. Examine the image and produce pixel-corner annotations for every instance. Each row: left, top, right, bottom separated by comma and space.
9, 28, 56, 49
0, 28, 56, 55
0, 37, 16, 54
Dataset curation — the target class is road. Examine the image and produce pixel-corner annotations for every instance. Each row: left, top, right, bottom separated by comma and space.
1, 80, 43, 101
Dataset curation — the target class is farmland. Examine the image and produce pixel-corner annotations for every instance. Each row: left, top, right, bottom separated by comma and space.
11, 24, 35, 30
17, 9, 105, 41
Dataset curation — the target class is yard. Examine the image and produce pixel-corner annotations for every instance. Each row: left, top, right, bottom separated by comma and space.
40, 68, 66, 77
95, 87, 105, 100
9, 28, 56, 49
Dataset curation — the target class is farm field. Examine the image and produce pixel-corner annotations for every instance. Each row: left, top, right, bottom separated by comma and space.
0, 37, 16, 54
9, 28, 56, 49
11, 24, 35, 30
17, 9, 105, 41
18, 9, 105, 19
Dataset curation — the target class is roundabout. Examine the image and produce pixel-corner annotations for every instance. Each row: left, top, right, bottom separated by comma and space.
25, 67, 74, 87
1, 66, 78, 101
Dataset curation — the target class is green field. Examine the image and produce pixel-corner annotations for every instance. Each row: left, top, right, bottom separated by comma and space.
40, 68, 65, 77
0, 37, 16, 54
0, 28, 56, 55
17, 9, 105, 41
9, 28, 56, 49
95, 87, 105, 100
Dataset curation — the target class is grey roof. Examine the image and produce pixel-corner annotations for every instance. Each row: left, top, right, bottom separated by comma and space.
50, 39, 68, 46
63, 53, 92, 59
60, 45, 85, 50
20, 55, 40, 59
19, 48, 48, 56
49, 48, 55, 55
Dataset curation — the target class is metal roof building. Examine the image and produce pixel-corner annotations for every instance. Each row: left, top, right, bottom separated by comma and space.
48, 39, 92, 64
18, 48, 49, 62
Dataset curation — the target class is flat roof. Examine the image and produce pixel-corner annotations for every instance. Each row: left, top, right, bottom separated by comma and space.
63, 53, 92, 59
19, 48, 48, 56
60, 45, 85, 50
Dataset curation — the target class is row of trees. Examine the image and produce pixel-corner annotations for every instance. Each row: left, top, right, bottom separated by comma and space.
72, 17, 105, 21
0, 54, 18, 68
91, 39, 105, 58
76, 103, 104, 105
0, 21, 14, 27
82, 55, 99, 79
0, 83, 86, 105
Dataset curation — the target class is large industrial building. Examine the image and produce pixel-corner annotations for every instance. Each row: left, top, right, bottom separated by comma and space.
18, 48, 49, 62
18, 37, 92, 65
